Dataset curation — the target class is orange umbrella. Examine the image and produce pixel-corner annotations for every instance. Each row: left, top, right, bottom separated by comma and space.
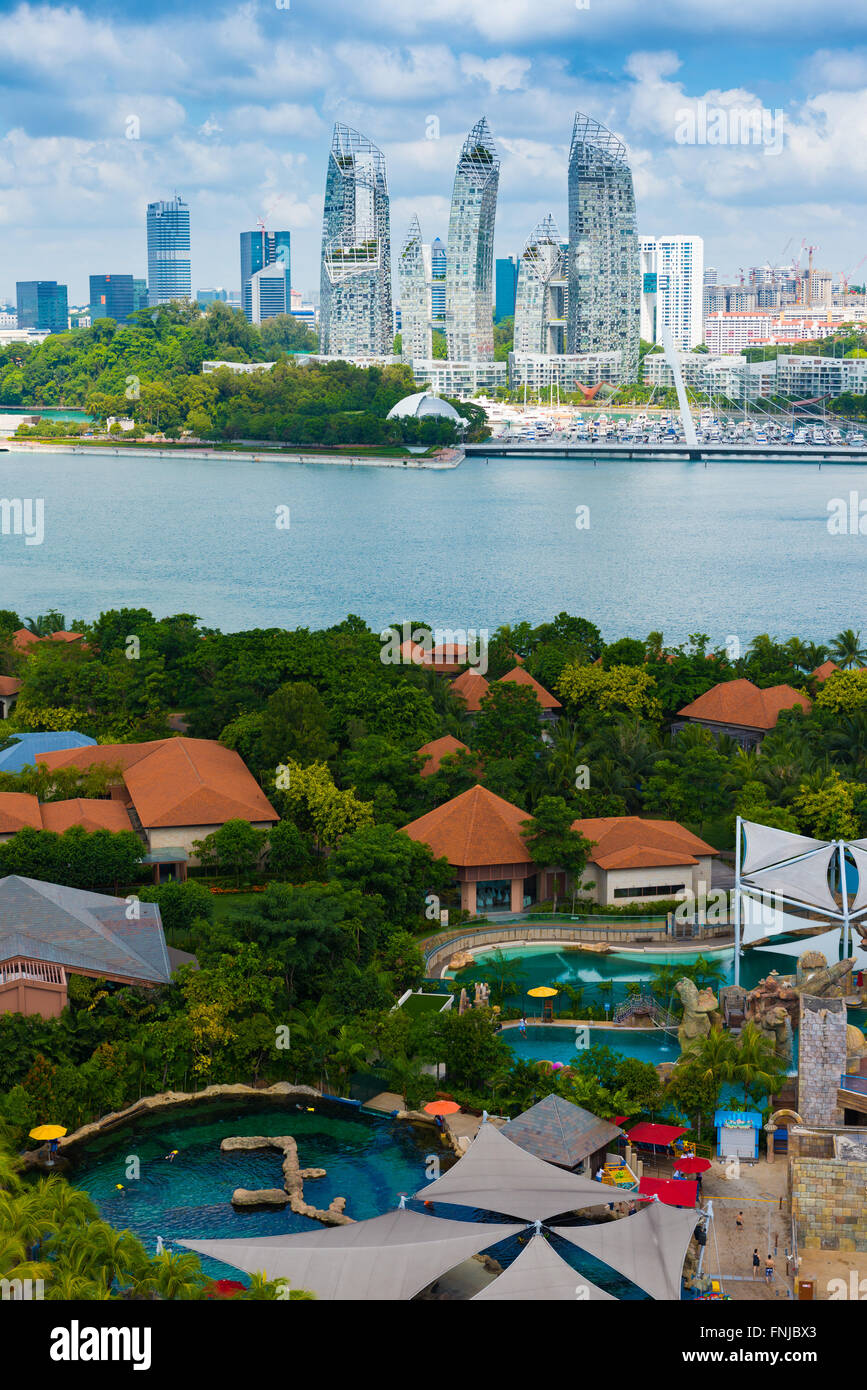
424, 1100, 461, 1116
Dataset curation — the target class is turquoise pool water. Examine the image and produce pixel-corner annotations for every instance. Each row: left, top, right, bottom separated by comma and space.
71, 1101, 435, 1280
504, 1024, 679, 1067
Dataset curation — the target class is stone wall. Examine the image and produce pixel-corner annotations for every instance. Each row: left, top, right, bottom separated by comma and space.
798, 995, 847, 1128
791, 1156, 867, 1252
788, 1128, 835, 1160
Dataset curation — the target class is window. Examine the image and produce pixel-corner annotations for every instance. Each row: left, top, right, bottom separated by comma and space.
613, 883, 685, 899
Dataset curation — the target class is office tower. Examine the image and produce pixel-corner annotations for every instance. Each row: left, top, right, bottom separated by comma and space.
240, 229, 291, 322
397, 216, 433, 362
16, 281, 68, 333
431, 237, 447, 333
445, 117, 499, 361
248, 263, 289, 323
513, 216, 568, 354
89, 273, 135, 326
197, 287, 229, 305
319, 123, 393, 357
639, 236, 704, 350
133, 279, 149, 312
567, 113, 640, 380
495, 256, 518, 323
146, 196, 191, 305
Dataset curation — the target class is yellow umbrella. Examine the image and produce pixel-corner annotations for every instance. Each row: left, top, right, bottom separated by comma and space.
527, 986, 558, 998
29, 1125, 67, 1141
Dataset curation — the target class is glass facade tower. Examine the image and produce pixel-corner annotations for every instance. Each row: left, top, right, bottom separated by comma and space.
430, 237, 447, 333
513, 215, 568, 355
240, 230, 291, 322
397, 216, 433, 363
146, 196, 191, 305
444, 117, 499, 362
319, 123, 392, 357
89, 273, 135, 325
567, 114, 639, 380
15, 281, 68, 333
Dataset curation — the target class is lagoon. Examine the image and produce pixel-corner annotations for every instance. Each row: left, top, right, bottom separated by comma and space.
1, 448, 864, 637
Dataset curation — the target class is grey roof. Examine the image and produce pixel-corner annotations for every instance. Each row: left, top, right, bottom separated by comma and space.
181, 1207, 521, 1301
386, 391, 462, 422
473, 1234, 615, 1301
557, 1201, 698, 1300
501, 1094, 624, 1168
0, 875, 171, 984
413, 1121, 613, 1222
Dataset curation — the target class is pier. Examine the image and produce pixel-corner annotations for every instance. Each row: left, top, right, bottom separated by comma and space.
465, 441, 867, 463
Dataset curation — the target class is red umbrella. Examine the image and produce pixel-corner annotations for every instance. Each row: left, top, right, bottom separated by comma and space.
424, 1100, 461, 1116
676, 1156, 711, 1174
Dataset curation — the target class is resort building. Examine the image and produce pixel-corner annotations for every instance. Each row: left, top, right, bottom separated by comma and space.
0, 875, 173, 1018
450, 669, 490, 712
444, 118, 500, 363
0, 731, 97, 775
571, 816, 718, 905
567, 113, 640, 382
146, 196, 191, 306
35, 737, 278, 872
416, 735, 470, 778
12, 627, 87, 653
0, 794, 134, 839
0, 676, 22, 719
501, 1094, 624, 1174
498, 666, 562, 722
673, 678, 811, 750
319, 123, 393, 358
402, 784, 539, 913
513, 215, 568, 356
397, 216, 433, 363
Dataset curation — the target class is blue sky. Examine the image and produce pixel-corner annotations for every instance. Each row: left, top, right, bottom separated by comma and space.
1, 0, 867, 304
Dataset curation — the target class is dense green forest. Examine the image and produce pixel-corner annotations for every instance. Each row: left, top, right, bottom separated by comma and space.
1, 302, 487, 445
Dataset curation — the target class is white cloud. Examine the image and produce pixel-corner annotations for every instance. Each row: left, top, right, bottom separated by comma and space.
459, 54, 531, 94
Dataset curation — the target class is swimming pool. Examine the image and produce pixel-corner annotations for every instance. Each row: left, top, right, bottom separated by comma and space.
503, 1024, 680, 1068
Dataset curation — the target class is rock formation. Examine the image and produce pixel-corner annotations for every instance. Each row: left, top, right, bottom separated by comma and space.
223, 1134, 353, 1224
675, 978, 719, 1054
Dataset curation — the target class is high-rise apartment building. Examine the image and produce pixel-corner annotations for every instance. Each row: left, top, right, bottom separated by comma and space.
319, 123, 392, 357
240, 230, 291, 322
16, 281, 68, 333
89, 273, 135, 326
146, 196, 191, 305
513, 215, 568, 355
397, 216, 433, 363
431, 238, 447, 334
567, 113, 639, 380
494, 256, 518, 323
639, 236, 704, 350
444, 118, 499, 362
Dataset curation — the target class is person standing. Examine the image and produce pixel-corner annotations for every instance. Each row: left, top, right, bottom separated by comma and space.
765, 1253, 775, 1284
752, 1249, 761, 1279
736, 1211, 744, 1231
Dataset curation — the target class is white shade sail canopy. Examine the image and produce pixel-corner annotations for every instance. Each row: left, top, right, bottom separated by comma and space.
556, 1201, 698, 1300
472, 1233, 615, 1301
847, 843, 867, 916
758, 926, 843, 963
741, 821, 828, 877
180, 1207, 521, 1302
414, 1120, 614, 1222
743, 844, 839, 915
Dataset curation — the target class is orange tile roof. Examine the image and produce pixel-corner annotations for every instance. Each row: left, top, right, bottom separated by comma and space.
450, 669, 490, 712
497, 665, 562, 709
677, 678, 810, 731
402, 784, 531, 867
0, 792, 43, 833
416, 735, 470, 778
37, 738, 278, 829
571, 816, 719, 871
40, 799, 133, 834
11, 628, 86, 652
811, 660, 839, 682
0, 676, 22, 696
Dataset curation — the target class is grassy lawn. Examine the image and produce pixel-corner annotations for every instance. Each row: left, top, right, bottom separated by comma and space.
14, 436, 438, 457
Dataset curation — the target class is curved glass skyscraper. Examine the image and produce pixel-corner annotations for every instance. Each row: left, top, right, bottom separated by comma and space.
444, 117, 499, 362
397, 216, 433, 363
567, 114, 639, 380
513, 214, 568, 356
320, 123, 393, 357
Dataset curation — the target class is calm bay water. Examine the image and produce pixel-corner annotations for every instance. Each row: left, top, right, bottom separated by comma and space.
1, 447, 865, 638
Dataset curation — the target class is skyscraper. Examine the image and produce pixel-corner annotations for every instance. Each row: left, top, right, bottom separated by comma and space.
16, 281, 68, 333
397, 216, 432, 363
319, 123, 392, 357
640, 236, 704, 350
513, 216, 568, 355
240, 229, 291, 322
430, 237, 447, 335
89, 273, 135, 326
248, 262, 290, 323
146, 196, 191, 305
494, 257, 518, 323
445, 118, 499, 362
567, 114, 639, 380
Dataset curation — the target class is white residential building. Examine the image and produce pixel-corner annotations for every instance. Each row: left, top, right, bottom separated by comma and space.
640, 235, 704, 350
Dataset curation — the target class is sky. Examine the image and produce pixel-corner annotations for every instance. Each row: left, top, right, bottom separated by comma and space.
2, 0, 867, 305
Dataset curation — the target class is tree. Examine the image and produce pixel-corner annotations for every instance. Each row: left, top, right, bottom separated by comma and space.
521, 796, 594, 885
473, 682, 541, 760
273, 759, 374, 848
815, 669, 867, 715
259, 681, 336, 770
265, 818, 313, 881
828, 629, 867, 670
730, 1023, 786, 1104
194, 819, 266, 884
557, 662, 662, 719
326, 822, 451, 922
794, 772, 859, 839
138, 879, 215, 934
221, 882, 353, 999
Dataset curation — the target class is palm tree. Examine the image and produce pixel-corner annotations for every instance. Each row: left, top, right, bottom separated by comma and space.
829, 629, 867, 670
289, 1000, 340, 1090
483, 948, 526, 1006
242, 1271, 315, 1300
329, 1026, 370, 1097
731, 1023, 786, 1104
145, 1250, 205, 1301
385, 1052, 427, 1110
686, 1028, 736, 1092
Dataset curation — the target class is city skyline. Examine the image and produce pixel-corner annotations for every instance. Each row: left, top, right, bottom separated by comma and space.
1, 0, 866, 303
